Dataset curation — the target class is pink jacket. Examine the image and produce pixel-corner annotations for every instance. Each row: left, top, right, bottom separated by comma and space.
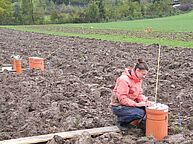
110, 67, 147, 106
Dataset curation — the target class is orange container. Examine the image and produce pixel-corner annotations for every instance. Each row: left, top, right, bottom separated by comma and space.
15, 60, 22, 74
12, 59, 16, 71
145, 27, 152, 33
146, 104, 168, 140
29, 57, 44, 71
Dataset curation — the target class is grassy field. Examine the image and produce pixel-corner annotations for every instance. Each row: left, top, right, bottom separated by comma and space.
63, 11, 193, 32
1, 11, 193, 48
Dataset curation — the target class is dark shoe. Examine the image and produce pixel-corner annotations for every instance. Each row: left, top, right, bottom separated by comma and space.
117, 123, 129, 131
137, 120, 146, 131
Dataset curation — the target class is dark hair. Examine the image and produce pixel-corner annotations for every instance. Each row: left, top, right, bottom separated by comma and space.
134, 59, 149, 71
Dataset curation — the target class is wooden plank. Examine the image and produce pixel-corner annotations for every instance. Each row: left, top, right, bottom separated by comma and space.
0, 126, 120, 144
0, 70, 15, 73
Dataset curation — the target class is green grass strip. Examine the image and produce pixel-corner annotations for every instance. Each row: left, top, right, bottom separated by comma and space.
2, 26, 193, 48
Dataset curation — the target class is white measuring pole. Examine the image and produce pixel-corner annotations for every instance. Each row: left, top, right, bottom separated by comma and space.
155, 44, 161, 103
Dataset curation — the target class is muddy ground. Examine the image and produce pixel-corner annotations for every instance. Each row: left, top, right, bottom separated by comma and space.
0, 28, 193, 143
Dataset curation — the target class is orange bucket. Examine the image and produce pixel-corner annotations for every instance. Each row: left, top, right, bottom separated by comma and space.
29, 57, 44, 71
145, 27, 152, 33
146, 103, 168, 140
13, 59, 16, 71
15, 60, 22, 74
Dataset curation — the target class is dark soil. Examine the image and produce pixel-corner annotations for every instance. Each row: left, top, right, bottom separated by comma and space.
0, 28, 193, 143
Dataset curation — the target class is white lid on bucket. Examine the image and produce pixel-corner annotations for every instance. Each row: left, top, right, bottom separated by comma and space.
147, 103, 168, 111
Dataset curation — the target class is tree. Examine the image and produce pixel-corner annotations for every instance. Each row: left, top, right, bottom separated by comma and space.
98, 0, 105, 20
146, 0, 174, 17
102, 0, 113, 21
97, 0, 112, 21
85, 0, 100, 22
33, 0, 46, 24
12, 1, 22, 24
21, 0, 34, 24
0, 0, 12, 24
128, 1, 142, 19
44, 0, 55, 15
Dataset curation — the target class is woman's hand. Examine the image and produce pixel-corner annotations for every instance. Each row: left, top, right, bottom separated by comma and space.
136, 101, 147, 107
136, 101, 155, 107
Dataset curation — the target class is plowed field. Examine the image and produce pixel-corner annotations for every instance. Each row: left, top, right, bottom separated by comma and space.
0, 28, 193, 143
